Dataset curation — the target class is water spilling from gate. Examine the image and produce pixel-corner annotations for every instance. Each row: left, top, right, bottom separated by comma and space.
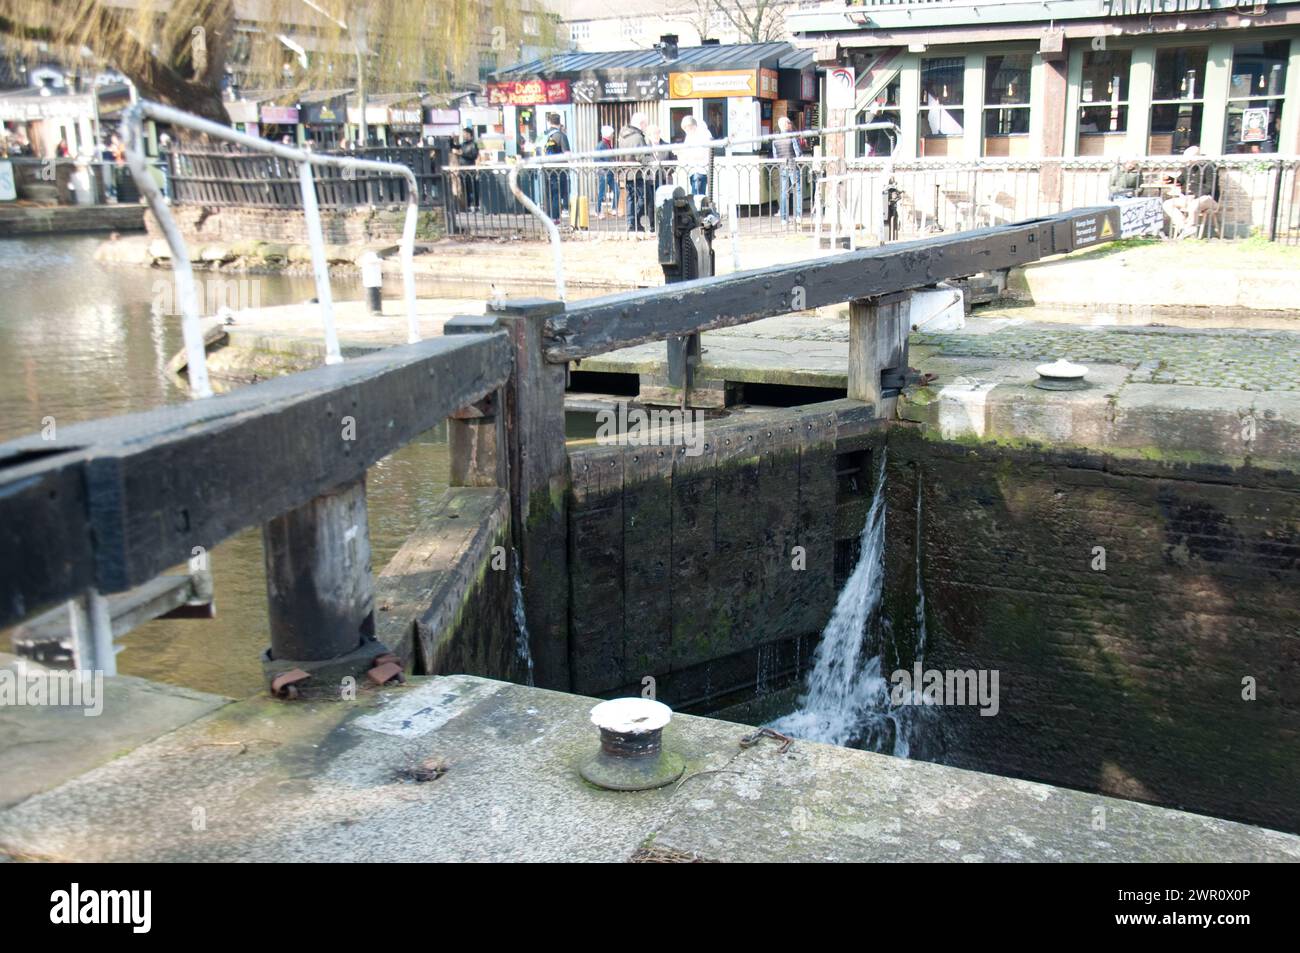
770, 452, 930, 755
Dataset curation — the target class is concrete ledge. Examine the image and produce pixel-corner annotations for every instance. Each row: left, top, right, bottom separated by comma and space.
0, 656, 229, 811
0, 674, 1294, 862
903, 339, 1300, 472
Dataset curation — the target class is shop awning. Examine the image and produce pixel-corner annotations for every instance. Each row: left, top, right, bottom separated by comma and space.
492, 41, 802, 103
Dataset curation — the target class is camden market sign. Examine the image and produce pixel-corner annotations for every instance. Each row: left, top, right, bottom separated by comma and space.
570, 72, 669, 103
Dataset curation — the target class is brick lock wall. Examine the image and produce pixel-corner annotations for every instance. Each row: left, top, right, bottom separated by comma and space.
146, 204, 437, 245
883, 426, 1300, 834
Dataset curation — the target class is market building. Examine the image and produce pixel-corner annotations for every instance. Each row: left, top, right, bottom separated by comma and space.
788, 0, 1300, 159
489, 38, 819, 155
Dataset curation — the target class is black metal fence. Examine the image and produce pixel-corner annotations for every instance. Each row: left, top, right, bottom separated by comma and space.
167, 145, 442, 209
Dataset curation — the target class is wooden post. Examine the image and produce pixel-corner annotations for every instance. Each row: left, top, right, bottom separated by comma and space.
490, 297, 571, 691
849, 293, 911, 420
848, 297, 885, 416
262, 475, 377, 668
1039, 54, 1069, 210
445, 314, 508, 489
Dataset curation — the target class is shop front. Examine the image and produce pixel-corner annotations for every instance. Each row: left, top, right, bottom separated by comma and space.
789, 0, 1300, 159
492, 40, 820, 157
485, 79, 573, 157
300, 92, 349, 149
258, 104, 300, 145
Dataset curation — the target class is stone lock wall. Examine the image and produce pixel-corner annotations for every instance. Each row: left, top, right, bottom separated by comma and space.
881, 426, 1300, 834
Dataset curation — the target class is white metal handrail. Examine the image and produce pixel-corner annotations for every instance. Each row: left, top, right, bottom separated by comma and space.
508, 122, 900, 300
124, 100, 422, 398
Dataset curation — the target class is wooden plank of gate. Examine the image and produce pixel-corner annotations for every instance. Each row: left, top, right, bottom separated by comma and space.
668, 426, 719, 673
568, 442, 626, 695
621, 442, 675, 684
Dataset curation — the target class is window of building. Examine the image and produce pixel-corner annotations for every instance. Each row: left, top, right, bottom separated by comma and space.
919, 56, 964, 156
983, 53, 1031, 156
622, 18, 642, 39
1077, 48, 1130, 156
704, 98, 728, 141
1148, 47, 1207, 155
857, 74, 900, 156
523, 15, 539, 37
568, 22, 591, 42
1224, 40, 1288, 154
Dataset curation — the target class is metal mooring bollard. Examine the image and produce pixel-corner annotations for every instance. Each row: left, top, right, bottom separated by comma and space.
1034, 358, 1089, 391
580, 698, 685, 791
361, 251, 383, 316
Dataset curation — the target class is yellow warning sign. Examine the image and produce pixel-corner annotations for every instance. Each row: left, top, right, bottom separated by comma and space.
1100, 217, 1115, 238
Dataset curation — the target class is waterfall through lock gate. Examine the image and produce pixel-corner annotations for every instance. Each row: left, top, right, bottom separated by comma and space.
511, 550, 536, 687
770, 452, 931, 755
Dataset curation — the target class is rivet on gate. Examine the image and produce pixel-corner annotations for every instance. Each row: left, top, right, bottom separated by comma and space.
580, 698, 684, 792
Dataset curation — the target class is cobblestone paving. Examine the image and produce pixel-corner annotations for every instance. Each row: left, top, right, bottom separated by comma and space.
914, 325, 1300, 391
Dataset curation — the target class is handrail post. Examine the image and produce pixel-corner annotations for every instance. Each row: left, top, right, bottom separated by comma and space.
298, 160, 343, 365
490, 298, 571, 691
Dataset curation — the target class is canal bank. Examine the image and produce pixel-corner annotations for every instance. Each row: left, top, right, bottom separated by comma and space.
95, 229, 1300, 313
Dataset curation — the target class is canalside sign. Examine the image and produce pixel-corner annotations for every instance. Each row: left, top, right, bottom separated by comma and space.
487, 80, 571, 106
1100, 0, 1267, 13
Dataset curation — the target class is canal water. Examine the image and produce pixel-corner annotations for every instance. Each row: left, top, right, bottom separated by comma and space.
0, 235, 452, 697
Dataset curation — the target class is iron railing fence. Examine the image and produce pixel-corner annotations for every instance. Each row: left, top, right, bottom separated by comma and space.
164, 146, 1300, 247
825, 156, 1300, 247
442, 157, 831, 241
167, 145, 443, 209
441, 155, 1300, 247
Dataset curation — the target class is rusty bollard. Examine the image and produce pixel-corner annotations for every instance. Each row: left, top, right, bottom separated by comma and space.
580, 698, 685, 792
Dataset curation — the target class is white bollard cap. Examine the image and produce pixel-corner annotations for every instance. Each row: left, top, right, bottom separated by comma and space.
1036, 359, 1088, 380
589, 697, 672, 734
